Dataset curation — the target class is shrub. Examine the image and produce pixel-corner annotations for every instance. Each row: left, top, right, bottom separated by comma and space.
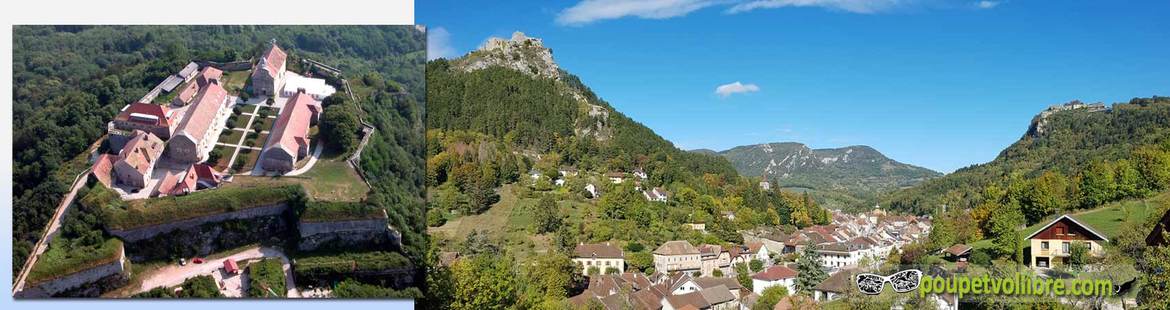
247, 258, 286, 298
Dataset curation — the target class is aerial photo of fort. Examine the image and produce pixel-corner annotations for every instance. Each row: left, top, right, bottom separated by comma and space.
12, 25, 426, 298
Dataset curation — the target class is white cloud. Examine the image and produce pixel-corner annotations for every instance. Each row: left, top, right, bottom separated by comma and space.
426, 26, 456, 60
715, 81, 761, 97
727, 0, 908, 14
976, 1, 998, 9
556, 0, 722, 26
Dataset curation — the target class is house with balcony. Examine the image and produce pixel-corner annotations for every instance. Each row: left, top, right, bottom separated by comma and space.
1026, 215, 1108, 268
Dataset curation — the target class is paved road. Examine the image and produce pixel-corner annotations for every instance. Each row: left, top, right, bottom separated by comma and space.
12, 167, 91, 295
133, 246, 298, 297
285, 140, 324, 176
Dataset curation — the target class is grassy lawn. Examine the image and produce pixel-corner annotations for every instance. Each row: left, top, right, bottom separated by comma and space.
220, 129, 244, 145
221, 70, 251, 94
228, 112, 252, 129
246, 133, 269, 149
430, 183, 595, 263
238, 148, 261, 171
255, 116, 275, 132
212, 145, 237, 171
298, 159, 368, 202
27, 238, 123, 285
256, 106, 279, 118
971, 191, 1169, 250
229, 159, 368, 202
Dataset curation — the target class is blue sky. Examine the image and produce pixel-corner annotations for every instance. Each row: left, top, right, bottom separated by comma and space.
419, 0, 1170, 173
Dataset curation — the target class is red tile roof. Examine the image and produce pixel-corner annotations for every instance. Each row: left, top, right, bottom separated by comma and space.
158, 166, 198, 196
91, 154, 117, 187
259, 43, 287, 78
575, 243, 624, 259
119, 131, 164, 175
193, 163, 223, 186
196, 66, 222, 87
175, 83, 228, 145
752, 265, 798, 281
116, 103, 172, 127
266, 91, 317, 158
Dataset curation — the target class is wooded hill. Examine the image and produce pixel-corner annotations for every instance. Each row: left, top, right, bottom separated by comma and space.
713, 142, 940, 208
879, 96, 1170, 220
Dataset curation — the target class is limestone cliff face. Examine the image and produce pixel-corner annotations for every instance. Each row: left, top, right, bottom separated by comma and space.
456, 31, 560, 80
451, 31, 614, 141
297, 216, 399, 252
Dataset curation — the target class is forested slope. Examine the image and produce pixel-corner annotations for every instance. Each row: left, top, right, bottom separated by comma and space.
12, 25, 426, 276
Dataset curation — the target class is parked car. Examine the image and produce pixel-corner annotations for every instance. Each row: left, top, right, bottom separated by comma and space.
193, 257, 205, 264
179, 258, 187, 266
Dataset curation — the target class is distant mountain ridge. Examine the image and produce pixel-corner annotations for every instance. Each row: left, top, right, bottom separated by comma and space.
708, 142, 941, 208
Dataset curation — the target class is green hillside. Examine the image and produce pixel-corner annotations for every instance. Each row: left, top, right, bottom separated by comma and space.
881, 97, 1170, 216
715, 142, 939, 208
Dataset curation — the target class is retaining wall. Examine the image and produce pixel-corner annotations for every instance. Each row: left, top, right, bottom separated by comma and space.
109, 203, 288, 242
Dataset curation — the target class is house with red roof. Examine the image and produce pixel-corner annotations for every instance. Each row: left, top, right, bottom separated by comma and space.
90, 154, 118, 188
259, 90, 320, 173
192, 163, 224, 189
113, 130, 165, 189
251, 41, 288, 96
751, 265, 797, 295
108, 102, 176, 151
167, 82, 229, 163
156, 165, 199, 197
173, 66, 223, 107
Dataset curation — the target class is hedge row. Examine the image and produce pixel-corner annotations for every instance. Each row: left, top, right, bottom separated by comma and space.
247, 258, 286, 298
293, 251, 412, 281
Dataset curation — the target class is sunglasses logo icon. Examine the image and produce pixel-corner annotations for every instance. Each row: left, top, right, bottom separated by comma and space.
856, 269, 923, 295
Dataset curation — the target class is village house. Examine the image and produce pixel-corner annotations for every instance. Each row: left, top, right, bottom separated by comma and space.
108, 102, 176, 151
251, 41, 288, 96
816, 240, 871, 269
812, 270, 852, 302
751, 265, 797, 296
654, 240, 702, 275
259, 90, 321, 173
633, 167, 649, 180
697, 244, 731, 277
606, 171, 626, 184
111, 131, 165, 189
742, 228, 787, 255
167, 81, 230, 163
644, 187, 670, 202
943, 244, 972, 262
156, 165, 199, 197
1026, 215, 1108, 268
573, 242, 626, 274
173, 66, 223, 107
585, 183, 599, 199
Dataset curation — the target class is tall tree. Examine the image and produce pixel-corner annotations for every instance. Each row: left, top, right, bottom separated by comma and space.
795, 243, 828, 294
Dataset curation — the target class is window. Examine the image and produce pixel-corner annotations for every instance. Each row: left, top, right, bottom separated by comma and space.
1055, 227, 1065, 235
1062, 242, 1070, 254
1041, 242, 1049, 250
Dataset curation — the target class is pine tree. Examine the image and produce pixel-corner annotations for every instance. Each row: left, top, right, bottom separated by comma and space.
795, 242, 827, 294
